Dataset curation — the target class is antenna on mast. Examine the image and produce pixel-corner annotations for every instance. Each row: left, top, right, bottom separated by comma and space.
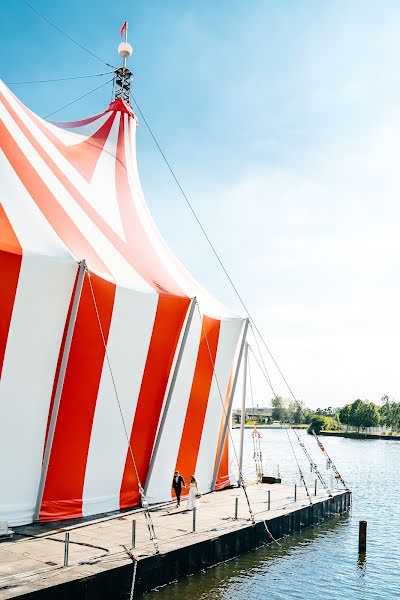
115, 20, 133, 104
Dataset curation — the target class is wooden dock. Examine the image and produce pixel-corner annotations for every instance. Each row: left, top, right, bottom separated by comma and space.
0, 483, 351, 599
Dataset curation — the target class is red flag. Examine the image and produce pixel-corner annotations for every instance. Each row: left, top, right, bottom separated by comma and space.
120, 21, 127, 37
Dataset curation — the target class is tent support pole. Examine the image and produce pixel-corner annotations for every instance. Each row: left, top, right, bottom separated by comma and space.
144, 297, 197, 496
238, 342, 249, 480
211, 318, 249, 491
33, 260, 87, 522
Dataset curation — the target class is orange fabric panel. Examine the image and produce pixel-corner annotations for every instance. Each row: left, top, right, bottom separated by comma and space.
119, 295, 190, 508
214, 371, 233, 490
0, 205, 22, 378
39, 274, 115, 521
174, 316, 221, 490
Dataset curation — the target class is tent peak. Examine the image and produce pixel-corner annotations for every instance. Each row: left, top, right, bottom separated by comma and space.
106, 98, 135, 118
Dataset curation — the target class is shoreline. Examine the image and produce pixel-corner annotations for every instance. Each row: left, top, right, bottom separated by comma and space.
317, 430, 400, 441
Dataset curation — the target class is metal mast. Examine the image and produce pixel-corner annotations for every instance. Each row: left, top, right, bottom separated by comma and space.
115, 21, 133, 103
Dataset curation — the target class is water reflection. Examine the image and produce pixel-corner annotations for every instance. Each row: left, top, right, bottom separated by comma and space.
357, 551, 367, 575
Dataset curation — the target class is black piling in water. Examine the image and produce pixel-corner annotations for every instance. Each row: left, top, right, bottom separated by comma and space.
267, 490, 271, 510
359, 520, 367, 552
234, 498, 238, 519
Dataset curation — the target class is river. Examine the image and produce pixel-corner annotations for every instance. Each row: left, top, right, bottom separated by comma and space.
143, 428, 400, 599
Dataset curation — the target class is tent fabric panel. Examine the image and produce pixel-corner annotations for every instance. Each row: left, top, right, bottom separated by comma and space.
0, 254, 77, 526
0, 104, 113, 278
39, 274, 116, 521
214, 371, 234, 491
228, 433, 238, 486
82, 286, 158, 517
174, 316, 221, 492
0, 205, 22, 377
145, 312, 202, 504
195, 318, 245, 493
119, 295, 191, 509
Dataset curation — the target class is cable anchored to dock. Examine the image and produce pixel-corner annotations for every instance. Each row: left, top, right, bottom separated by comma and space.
311, 430, 348, 490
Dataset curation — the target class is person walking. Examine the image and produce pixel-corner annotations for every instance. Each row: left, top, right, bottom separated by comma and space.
187, 475, 201, 511
172, 470, 186, 508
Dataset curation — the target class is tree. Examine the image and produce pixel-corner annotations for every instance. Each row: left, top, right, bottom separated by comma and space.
349, 399, 365, 431
308, 415, 328, 434
339, 404, 350, 427
362, 402, 380, 428
292, 401, 306, 425
271, 396, 287, 422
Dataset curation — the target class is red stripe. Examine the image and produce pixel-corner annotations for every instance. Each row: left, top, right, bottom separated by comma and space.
214, 371, 233, 490
50, 112, 108, 128
0, 205, 22, 378
39, 274, 115, 521
174, 316, 221, 488
120, 295, 190, 508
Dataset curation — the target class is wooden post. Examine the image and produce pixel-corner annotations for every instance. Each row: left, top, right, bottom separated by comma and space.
234, 498, 238, 520
131, 520, 136, 549
63, 532, 70, 567
192, 508, 197, 532
314, 479, 317, 496
359, 521, 367, 552
267, 490, 271, 511
294, 484, 297, 502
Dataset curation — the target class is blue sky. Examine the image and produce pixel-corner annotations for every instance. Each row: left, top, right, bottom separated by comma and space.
2, 1, 400, 408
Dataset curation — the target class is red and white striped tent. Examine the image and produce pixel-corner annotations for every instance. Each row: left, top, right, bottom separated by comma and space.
0, 80, 246, 526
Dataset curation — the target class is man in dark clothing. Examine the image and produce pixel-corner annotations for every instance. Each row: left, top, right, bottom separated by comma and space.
172, 470, 186, 507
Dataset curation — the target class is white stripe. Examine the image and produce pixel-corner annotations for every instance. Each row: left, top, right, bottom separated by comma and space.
0, 97, 153, 291
87, 115, 126, 240
82, 286, 158, 516
145, 313, 202, 503
0, 257, 77, 526
195, 317, 244, 493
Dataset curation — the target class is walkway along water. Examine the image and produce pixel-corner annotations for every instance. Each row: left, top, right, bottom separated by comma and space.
0, 483, 350, 599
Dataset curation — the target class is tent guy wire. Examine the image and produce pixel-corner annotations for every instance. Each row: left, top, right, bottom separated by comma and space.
22, 0, 116, 68
44, 77, 114, 118
6, 72, 114, 85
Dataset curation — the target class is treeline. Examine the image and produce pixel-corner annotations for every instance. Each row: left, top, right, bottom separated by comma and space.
339, 395, 400, 431
270, 395, 400, 434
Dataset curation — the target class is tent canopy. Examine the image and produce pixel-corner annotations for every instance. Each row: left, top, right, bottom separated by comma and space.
0, 81, 245, 525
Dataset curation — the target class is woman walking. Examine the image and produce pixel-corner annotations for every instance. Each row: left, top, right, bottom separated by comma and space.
187, 475, 201, 511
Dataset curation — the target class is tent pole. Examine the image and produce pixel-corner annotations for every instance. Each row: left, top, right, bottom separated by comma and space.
211, 318, 249, 491
33, 260, 87, 521
144, 297, 197, 496
238, 342, 249, 480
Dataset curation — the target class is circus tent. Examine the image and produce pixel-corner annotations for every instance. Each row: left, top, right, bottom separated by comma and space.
0, 79, 246, 526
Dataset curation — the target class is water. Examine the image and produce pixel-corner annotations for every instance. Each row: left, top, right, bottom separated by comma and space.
142, 429, 400, 599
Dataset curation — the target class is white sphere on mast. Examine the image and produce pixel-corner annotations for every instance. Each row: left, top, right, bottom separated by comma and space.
118, 42, 133, 59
